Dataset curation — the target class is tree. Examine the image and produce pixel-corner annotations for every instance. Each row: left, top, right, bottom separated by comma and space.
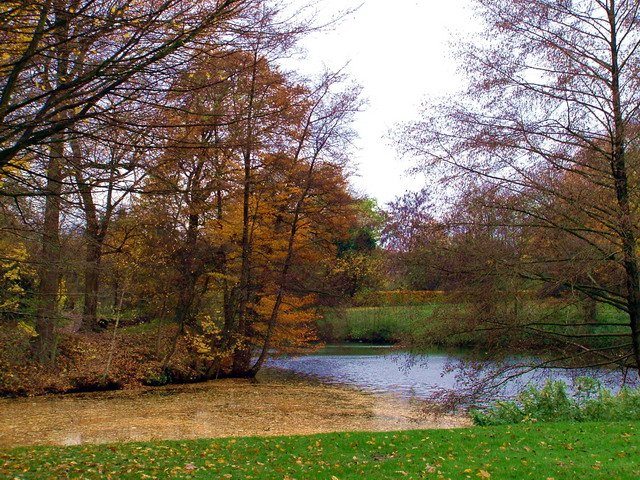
69, 120, 148, 331
331, 198, 384, 298
2, 0, 254, 362
382, 189, 445, 290
0, 0, 251, 168
399, 0, 640, 375
0, 1, 363, 390
248, 72, 361, 374
117, 43, 361, 378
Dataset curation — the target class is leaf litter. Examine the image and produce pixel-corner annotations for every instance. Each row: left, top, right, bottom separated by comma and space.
0, 368, 469, 448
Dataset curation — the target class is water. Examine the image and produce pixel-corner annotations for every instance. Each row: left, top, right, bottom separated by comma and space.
268, 344, 637, 400
2, 344, 636, 447
269, 345, 459, 398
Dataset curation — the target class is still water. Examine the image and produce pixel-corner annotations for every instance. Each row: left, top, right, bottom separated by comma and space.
268, 344, 637, 400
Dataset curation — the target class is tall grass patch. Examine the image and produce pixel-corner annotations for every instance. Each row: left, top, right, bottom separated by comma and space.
472, 378, 640, 426
317, 305, 438, 343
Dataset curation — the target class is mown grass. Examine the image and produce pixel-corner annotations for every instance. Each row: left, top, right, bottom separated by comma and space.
1, 422, 638, 479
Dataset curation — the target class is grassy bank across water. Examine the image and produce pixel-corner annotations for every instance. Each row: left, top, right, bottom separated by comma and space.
317, 301, 630, 346
317, 305, 438, 343
2, 421, 638, 479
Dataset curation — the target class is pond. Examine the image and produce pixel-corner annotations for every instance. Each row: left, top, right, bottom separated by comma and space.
268, 344, 637, 400
1, 344, 635, 448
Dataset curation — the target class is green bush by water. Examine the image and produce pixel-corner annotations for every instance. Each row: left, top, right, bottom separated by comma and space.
471, 378, 640, 426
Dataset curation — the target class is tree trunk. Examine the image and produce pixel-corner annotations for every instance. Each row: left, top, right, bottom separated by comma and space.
231, 148, 253, 376
82, 235, 102, 330
173, 213, 200, 330
73, 154, 105, 331
230, 47, 260, 377
607, 2, 640, 375
35, 140, 64, 364
582, 296, 597, 323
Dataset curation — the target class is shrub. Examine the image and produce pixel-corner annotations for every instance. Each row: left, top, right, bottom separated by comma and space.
471, 377, 640, 426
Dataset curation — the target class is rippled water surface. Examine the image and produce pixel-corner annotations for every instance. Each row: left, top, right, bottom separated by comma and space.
268, 344, 637, 399
269, 345, 459, 398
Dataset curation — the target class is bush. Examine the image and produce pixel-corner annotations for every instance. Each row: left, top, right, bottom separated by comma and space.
471, 377, 640, 426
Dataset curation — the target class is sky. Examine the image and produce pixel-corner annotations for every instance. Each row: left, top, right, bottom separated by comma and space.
288, 0, 476, 206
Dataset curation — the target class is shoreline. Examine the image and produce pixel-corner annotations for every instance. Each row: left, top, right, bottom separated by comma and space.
0, 368, 470, 448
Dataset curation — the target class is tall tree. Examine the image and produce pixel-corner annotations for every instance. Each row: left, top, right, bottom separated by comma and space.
70, 118, 147, 331
4, 0, 253, 362
249, 72, 361, 374
400, 0, 640, 374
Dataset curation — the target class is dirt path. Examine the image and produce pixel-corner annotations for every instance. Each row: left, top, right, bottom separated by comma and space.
0, 371, 470, 448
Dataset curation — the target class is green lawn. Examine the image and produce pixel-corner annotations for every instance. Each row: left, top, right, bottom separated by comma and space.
2, 422, 638, 479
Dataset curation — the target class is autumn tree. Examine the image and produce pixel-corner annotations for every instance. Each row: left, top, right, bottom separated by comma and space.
330, 198, 384, 298
399, 0, 640, 375
0, 1, 362, 392
247, 72, 361, 374
1, 0, 255, 362
119, 35, 361, 376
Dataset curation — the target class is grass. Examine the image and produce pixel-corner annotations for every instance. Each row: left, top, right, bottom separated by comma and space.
317, 305, 438, 343
317, 299, 631, 347
471, 379, 640, 426
1, 422, 639, 479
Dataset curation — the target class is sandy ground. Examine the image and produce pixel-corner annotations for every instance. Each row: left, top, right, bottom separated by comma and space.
0, 371, 470, 448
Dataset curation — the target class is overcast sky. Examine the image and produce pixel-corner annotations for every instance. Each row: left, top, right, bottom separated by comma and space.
288, 0, 476, 206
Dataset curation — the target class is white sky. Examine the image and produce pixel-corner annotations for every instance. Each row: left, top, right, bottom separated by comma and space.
289, 0, 476, 206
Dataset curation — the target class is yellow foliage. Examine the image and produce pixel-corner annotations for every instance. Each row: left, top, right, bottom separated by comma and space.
352, 290, 448, 307
17, 320, 37, 338
0, 241, 36, 313
253, 294, 320, 353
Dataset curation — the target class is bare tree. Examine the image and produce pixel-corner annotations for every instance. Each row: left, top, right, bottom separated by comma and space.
399, 0, 640, 375
70, 119, 148, 331
0, 0, 250, 168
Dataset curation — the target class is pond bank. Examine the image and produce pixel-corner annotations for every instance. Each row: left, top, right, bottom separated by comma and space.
0, 368, 469, 448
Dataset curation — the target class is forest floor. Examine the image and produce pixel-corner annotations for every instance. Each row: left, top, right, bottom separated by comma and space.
0, 369, 468, 448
